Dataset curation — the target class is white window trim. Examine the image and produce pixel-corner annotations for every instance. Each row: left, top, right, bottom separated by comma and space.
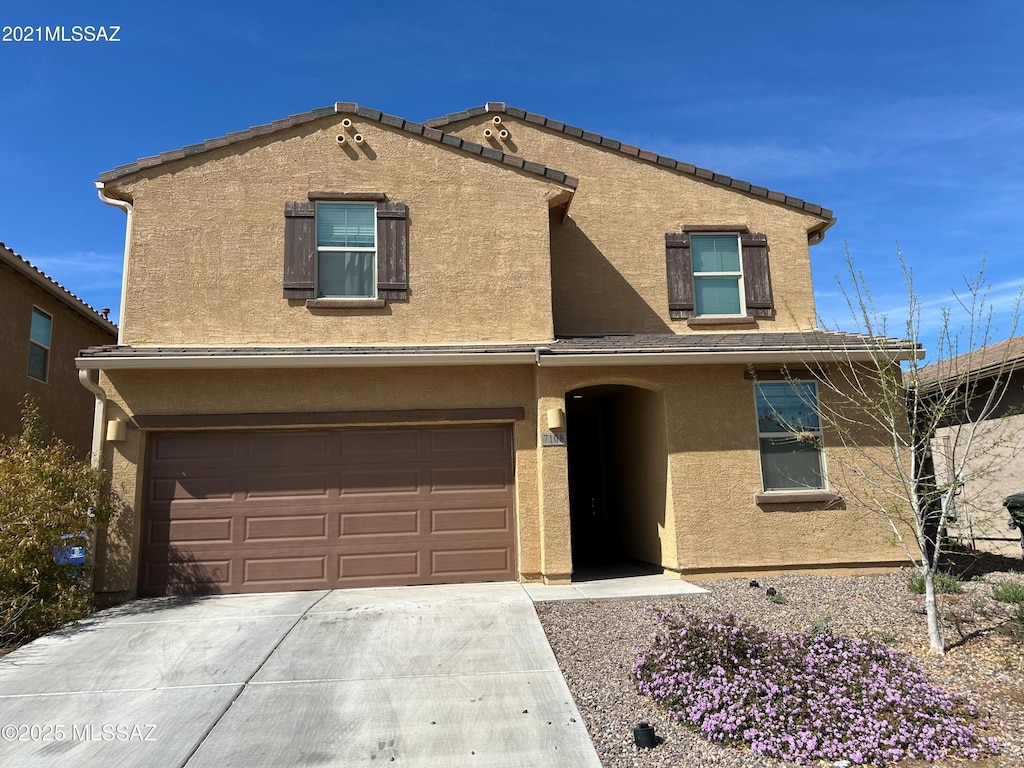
754, 380, 829, 493
28, 305, 52, 383
691, 233, 746, 317
315, 201, 378, 300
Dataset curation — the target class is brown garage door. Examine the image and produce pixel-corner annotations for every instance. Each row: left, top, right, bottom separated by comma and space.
139, 425, 516, 596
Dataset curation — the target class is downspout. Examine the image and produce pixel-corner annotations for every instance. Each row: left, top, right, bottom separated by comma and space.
94, 181, 132, 345
77, 368, 107, 593
78, 369, 106, 471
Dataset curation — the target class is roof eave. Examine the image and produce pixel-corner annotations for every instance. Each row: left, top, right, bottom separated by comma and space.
0, 245, 118, 335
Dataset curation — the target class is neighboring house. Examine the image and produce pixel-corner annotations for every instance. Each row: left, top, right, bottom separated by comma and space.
78, 102, 916, 601
0, 242, 117, 456
915, 335, 1024, 557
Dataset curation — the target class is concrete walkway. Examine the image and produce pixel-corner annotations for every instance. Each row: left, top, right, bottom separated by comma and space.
0, 583, 603, 768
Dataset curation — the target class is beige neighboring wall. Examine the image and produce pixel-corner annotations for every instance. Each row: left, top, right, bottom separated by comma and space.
93, 364, 540, 596
0, 258, 116, 455
444, 116, 827, 336
935, 415, 1024, 557
104, 117, 570, 347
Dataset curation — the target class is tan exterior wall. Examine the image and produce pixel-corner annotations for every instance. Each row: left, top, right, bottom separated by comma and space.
0, 260, 116, 456
935, 414, 1024, 557
94, 360, 907, 597
535, 364, 905, 579
445, 117, 825, 336
106, 117, 570, 347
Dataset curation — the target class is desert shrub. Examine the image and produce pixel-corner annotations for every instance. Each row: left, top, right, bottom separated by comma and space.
633, 609, 998, 765
907, 571, 962, 595
0, 402, 112, 647
991, 581, 1024, 605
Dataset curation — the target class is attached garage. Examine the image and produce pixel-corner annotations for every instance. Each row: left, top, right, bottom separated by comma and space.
139, 424, 516, 596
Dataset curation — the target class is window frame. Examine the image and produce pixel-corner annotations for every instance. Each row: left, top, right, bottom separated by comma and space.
754, 379, 828, 492
27, 306, 52, 383
690, 232, 746, 317
314, 201, 378, 300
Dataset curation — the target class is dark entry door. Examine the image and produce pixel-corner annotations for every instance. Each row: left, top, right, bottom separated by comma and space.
566, 401, 613, 566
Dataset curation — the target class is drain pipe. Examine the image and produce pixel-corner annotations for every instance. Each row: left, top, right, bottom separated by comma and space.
78, 369, 106, 472
94, 181, 132, 344
77, 368, 107, 593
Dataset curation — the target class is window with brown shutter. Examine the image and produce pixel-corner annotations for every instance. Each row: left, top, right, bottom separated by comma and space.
283, 196, 409, 305
665, 230, 773, 320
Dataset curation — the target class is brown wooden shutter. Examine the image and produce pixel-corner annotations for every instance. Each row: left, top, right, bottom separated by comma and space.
377, 202, 409, 300
665, 232, 695, 319
283, 201, 315, 299
741, 232, 772, 317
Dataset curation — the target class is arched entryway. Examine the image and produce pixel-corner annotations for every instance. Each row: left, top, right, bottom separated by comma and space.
566, 384, 668, 570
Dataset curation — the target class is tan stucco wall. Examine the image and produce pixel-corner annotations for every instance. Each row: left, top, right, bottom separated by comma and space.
93, 364, 541, 595
0, 260, 116, 456
935, 414, 1024, 557
106, 117, 570, 346
536, 364, 907, 578
445, 117, 826, 336
94, 360, 908, 597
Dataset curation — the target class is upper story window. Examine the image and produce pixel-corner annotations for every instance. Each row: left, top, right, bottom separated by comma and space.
755, 381, 825, 491
316, 202, 377, 298
691, 234, 744, 316
664, 230, 773, 322
28, 307, 52, 382
282, 196, 408, 306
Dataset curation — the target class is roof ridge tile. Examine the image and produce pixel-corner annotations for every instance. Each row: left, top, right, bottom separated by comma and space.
426, 103, 834, 220
97, 103, 578, 192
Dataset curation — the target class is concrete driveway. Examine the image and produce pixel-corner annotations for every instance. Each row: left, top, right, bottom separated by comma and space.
0, 583, 602, 767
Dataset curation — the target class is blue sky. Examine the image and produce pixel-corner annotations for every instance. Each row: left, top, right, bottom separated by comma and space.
2, 1, 1022, 357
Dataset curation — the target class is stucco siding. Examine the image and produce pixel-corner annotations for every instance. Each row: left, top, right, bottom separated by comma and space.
445, 116, 825, 336
0, 260, 115, 455
935, 413, 1024, 557
106, 117, 567, 347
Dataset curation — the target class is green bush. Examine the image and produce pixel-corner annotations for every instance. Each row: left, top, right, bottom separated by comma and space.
0, 402, 113, 647
992, 581, 1024, 605
907, 571, 962, 595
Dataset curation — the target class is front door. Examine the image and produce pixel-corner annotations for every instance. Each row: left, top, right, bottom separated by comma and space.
567, 400, 612, 566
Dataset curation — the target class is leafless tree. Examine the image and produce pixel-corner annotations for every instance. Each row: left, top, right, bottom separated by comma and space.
760, 246, 1022, 654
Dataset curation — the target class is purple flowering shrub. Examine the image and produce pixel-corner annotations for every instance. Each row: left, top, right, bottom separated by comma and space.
633, 610, 999, 765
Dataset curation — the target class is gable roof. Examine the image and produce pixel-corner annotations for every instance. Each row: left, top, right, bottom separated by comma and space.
911, 334, 1024, 388
427, 102, 834, 224
0, 242, 118, 335
98, 103, 578, 193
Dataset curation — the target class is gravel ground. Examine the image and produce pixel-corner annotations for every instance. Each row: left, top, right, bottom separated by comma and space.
536, 552, 1024, 768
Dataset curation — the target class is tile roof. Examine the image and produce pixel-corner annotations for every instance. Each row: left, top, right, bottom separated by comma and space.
548, 332, 914, 354
427, 102, 834, 221
78, 332, 916, 363
910, 334, 1024, 388
0, 241, 118, 334
98, 103, 578, 190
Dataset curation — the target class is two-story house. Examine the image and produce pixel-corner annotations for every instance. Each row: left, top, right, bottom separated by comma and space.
1, 242, 117, 456
78, 102, 916, 600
